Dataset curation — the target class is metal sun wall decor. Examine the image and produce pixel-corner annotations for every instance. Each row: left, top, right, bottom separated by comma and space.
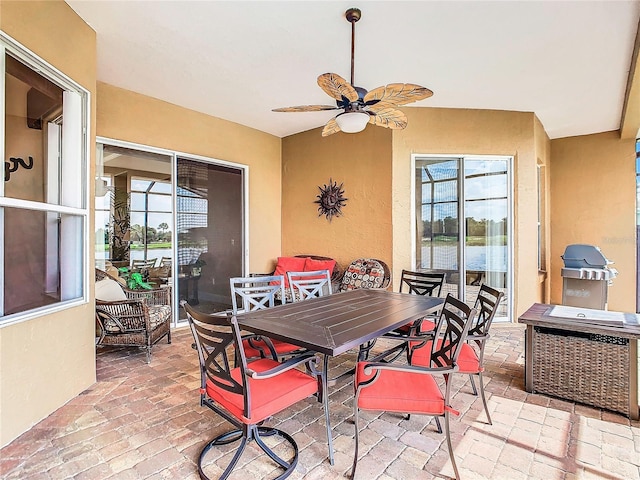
315, 178, 347, 221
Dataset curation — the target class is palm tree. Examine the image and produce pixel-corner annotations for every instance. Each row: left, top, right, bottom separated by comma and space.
158, 222, 169, 242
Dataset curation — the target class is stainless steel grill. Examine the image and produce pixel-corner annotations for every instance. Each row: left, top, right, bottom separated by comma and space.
561, 244, 617, 309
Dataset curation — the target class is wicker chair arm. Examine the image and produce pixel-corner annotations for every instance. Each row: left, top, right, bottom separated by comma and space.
125, 286, 171, 305
95, 299, 149, 332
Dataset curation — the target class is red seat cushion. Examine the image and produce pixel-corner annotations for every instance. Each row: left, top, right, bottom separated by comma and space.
206, 358, 318, 424
410, 339, 480, 374
272, 256, 308, 287
355, 362, 445, 415
456, 343, 480, 374
242, 337, 302, 358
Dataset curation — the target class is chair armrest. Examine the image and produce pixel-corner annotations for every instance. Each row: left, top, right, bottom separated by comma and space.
245, 352, 317, 379
360, 361, 457, 376
96, 300, 148, 332
242, 333, 279, 360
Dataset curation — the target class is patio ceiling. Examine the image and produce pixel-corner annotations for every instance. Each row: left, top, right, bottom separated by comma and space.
67, 1, 640, 140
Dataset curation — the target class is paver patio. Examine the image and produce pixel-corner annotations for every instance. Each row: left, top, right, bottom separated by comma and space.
1, 323, 639, 479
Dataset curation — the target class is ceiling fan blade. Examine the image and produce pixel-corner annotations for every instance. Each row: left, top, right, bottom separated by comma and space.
366, 101, 397, 114
368, 107, 407, 130
364, 83, 433, 106
321, 117, 341, 137
272, 105, 340, 112
317, 73, 359, 102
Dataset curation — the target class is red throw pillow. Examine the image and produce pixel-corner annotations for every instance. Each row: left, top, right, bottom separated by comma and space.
304, 257, 336, 277
273, 256, 308, 287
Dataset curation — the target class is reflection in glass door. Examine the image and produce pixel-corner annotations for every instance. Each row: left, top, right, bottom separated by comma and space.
176, 158, 244, 320
414, 156, 511, 320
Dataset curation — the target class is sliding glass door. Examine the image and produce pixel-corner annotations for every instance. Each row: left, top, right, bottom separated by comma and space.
176, 157, 245, 319
96, 140, 247, 326
414, 155, 511, 320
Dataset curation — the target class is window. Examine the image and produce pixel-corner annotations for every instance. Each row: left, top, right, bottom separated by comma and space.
0, 34, 89, 324
130, 176, 172, 263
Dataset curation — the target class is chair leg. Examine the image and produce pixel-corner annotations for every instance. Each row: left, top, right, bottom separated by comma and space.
443, 411, 460, 480
322, 354, 335, 465
350, 405, 360, 479
477, 372, 492, 425
199, 426, 299, 480
433, 416, 442, 434
469, 374, 478, 395
253, 426, 298, 471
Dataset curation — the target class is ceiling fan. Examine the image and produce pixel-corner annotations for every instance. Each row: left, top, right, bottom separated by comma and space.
272, 7, 433, 137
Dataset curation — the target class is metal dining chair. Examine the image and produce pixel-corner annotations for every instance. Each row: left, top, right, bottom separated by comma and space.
373, 269, 446, 362
230, 275, 303, 359
183, 300, 328, 480
351, 294, 476, 480
456, 284, 504, 424
287, 269, 332, 302
409, 285, 503, 425
393, 269, 446, 335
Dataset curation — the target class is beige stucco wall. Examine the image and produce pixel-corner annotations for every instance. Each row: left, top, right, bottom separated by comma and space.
0, 0, 97, 448
393, 107, 542, 319
535, 115, 552, 302
550, 131, 637, 312
282, 106, 545, 319
281, 126, 393, 271
96, 83, 282, 274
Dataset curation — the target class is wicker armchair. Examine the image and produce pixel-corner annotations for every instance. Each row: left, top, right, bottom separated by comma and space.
95, 268, 172, 363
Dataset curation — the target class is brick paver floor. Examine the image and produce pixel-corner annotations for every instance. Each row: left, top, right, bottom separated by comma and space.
1, 323, 639, 479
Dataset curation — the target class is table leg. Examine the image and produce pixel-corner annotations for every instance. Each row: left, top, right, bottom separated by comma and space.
525, 325, 534, 392
323, 354, 334, 465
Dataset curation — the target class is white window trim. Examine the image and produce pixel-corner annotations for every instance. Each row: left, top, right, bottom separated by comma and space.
0, 31, 91, 328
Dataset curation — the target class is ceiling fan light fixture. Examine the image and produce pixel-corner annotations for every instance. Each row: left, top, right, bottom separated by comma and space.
335, 111, 369, 133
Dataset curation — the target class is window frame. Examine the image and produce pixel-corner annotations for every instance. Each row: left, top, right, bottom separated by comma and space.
0, 32, 91, 328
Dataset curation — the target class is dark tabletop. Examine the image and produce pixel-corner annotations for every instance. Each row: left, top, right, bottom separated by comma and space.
235, 289, 444, 356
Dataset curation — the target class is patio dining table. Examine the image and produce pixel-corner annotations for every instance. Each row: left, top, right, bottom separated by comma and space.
235, 288, 444, 464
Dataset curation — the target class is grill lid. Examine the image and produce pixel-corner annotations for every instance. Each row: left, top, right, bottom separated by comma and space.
561, 244, 612, 269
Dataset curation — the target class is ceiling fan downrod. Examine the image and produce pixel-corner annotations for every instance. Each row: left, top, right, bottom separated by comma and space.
345, 8, 361, 87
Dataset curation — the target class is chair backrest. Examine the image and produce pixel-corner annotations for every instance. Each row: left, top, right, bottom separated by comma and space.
287, 270, 332, 302
339, 258, 391, 292
182, 301, 249, 410
159, 256, 172, 268
399, 269, 445, 297
469, 284, 504, 337
230, 275, 285, 313
131, 258, 157, 270
429, 294, 476, 368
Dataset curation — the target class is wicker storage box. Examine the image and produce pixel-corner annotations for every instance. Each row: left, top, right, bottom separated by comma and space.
532, 326, 630, 416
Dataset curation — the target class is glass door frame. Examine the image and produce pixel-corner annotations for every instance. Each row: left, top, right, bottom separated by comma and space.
410, 153, 514, 321
96, 137, 250, 328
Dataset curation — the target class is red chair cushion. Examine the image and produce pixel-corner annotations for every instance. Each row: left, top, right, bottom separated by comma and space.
304, 257, 336, 276
206, 358, 318, 424
396, 318, 436, 334
242, 338, 302, 358
355, 362, 445, 415
272, 256, 308, 287
410, 339, 480, 374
